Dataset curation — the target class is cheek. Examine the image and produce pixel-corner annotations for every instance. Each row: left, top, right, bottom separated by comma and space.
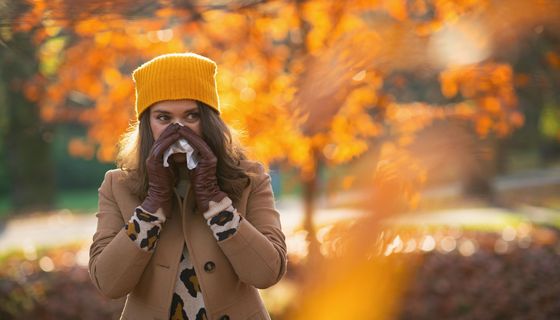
185, 122, 202, 136
150, 121, 165, 140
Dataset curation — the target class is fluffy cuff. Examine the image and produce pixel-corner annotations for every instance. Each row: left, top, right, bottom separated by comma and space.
125, 207, 166, 251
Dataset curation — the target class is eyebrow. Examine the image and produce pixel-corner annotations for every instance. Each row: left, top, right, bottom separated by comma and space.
152, 108, 199, 114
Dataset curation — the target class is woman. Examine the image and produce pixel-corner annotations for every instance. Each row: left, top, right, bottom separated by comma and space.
89, 53, 287, 320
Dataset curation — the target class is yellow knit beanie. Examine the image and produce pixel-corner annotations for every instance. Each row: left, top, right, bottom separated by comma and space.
132, 53, 220, 118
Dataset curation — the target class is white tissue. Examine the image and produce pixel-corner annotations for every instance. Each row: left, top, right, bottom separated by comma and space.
163, 138, 198, 169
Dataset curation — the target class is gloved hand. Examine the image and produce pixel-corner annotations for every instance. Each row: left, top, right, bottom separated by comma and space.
140, 123, 181, 217
178, 126, 227, 213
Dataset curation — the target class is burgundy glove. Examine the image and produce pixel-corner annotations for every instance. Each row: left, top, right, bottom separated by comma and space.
178, 126, 227, 213
140, 123, 181, 217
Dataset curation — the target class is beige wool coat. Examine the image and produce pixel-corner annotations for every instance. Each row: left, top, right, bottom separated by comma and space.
88, 160, 287, 320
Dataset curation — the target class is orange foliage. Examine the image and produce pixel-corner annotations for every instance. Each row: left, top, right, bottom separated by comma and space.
13, 0, 558, 183
440, 63, 522, 137
68, 138, 94, 159
546, 51, 560, 69
374, 142, 427, 210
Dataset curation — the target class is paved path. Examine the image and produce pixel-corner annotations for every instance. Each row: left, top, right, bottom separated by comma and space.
0, 210, 98, 251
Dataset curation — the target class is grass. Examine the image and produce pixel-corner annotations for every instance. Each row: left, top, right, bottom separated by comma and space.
385, 207, 528, 232
0, 197, 10, 217
56, 190, 98, 213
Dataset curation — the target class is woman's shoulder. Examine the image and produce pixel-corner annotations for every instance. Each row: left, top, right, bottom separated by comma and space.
103, 168, 139, 181
238, 160, 271, 191
239, 159, 268, 176
100, 168, 141, 191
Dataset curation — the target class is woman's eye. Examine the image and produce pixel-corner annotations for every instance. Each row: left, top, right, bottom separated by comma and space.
185, 112, 200, 122
156, 115, 170, 121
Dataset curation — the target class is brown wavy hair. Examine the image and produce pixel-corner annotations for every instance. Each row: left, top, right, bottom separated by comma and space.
116, 101, 250, 204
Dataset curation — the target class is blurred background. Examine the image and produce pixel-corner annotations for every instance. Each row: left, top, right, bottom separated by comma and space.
0, 0, 559, 319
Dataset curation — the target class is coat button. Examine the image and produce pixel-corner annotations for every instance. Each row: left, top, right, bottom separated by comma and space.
204, 261, 216, 273
219, 316, 230, 320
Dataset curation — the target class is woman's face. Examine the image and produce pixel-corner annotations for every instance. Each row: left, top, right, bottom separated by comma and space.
149, 99, 202, 140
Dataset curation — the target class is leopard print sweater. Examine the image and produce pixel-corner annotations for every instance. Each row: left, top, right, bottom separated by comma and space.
124, 192, 241, 319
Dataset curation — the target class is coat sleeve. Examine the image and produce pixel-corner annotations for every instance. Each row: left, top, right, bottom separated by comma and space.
217, 164, 287, 289
88, 170, 154, 299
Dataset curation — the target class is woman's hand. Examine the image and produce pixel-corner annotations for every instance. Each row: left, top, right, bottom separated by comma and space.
178, 126, 227, 213
141, 123, 181, 217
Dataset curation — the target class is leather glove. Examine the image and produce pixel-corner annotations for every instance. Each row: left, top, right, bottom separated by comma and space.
178, 126, 227, 213
140, 123, 181, 217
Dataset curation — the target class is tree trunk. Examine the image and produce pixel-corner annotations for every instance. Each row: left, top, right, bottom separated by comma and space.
302, 153, 323, 265
459, 124, 496, 203
0, 31, 55, 213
